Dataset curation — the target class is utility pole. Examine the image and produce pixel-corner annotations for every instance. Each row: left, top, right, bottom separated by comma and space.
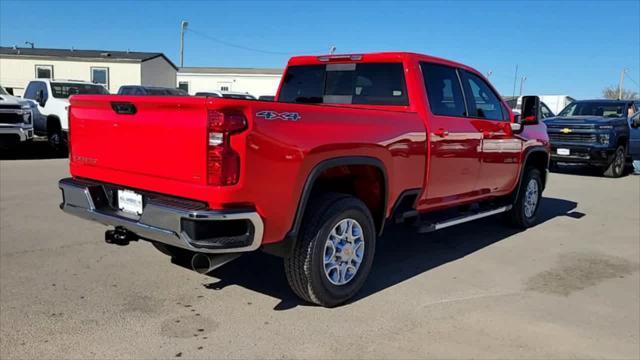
519, 76, 527, 96
512, 64, 519, 98
619, 68, 627, 99
180, 20, 189, 68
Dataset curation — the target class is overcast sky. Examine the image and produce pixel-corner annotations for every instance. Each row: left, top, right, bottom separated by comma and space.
1, 0, 639, 99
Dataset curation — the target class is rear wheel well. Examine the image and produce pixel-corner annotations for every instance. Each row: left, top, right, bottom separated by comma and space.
309, 164, 386, 233
263, 159, 387, 258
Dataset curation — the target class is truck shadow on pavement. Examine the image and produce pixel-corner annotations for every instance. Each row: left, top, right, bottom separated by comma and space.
203, 197, 580, 310
0, 141, 67, 160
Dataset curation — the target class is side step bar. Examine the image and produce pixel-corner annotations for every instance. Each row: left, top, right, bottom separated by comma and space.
416, 205, 512, 233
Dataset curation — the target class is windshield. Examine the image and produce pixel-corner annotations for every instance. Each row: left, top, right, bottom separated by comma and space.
51, 83, 109, 98
0, 87, 7, 95
558, 101, 627, 118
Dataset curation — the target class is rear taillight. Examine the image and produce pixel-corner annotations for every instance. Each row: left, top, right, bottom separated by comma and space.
207, 110, 247, 186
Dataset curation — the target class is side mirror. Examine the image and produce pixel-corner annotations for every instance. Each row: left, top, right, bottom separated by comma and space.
520, 96, 540, 125
35, 90, 45, 107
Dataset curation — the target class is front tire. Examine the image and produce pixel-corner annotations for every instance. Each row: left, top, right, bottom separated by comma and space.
284, 193, 376, 307
507, 167, 543, 228
603, 145, 625, 178
48, 129, 68, 155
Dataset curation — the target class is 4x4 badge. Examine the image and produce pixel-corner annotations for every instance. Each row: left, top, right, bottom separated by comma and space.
256, 110, 301, 121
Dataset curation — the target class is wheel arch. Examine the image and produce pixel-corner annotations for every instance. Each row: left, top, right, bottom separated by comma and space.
46, 114, 61, 133
263, 156, 388, 257
512, 147, 549, 202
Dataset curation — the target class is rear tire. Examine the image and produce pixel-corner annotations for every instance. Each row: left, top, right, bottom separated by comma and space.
603, 145, 625, 178
507, 167, 543, 228
284, 193, 376, 307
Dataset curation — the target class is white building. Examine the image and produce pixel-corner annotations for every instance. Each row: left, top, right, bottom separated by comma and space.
0, 47, 177, 96
177, 67, 282, 98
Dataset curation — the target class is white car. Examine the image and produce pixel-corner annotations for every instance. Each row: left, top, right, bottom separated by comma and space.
22, 79, 109, 151
0, 86, 34, 148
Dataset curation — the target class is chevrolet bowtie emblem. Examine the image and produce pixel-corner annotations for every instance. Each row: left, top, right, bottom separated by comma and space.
561, 128, 572, 134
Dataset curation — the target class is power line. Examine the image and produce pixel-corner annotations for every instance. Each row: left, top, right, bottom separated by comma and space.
625, 72, 639, 88
187, 28, 325, 56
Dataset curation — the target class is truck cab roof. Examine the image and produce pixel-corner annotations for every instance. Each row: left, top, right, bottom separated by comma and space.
287, 52, 476, 72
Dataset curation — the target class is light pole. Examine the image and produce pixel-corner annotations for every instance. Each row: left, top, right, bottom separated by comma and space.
619, 68, 627, 99
519, 76, 527, 96
25, 41, 34, 48
180, 20, 189, 68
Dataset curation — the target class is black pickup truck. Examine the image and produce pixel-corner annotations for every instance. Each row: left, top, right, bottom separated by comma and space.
545, 99, 639, 177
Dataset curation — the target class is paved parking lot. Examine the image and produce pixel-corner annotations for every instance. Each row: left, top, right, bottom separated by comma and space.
1, 151, 639, 359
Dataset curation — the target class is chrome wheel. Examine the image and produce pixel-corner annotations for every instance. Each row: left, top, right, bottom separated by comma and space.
323, 218, 365, 286
523, 178, 539, 218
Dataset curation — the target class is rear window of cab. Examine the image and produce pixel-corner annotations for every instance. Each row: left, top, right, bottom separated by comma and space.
278, 63, 408, 106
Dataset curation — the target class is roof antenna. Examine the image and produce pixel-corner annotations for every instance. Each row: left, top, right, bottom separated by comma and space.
25, 41, 34, 48
329, 45, 336, 55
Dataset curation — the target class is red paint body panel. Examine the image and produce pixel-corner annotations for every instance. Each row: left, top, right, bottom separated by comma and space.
68, 52, 549, 246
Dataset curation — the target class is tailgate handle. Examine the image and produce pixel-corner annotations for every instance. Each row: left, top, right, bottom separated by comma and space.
111, 102, 137, 115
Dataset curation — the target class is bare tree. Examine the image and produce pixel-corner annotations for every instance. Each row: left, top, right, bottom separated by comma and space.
602, 86, 639, 100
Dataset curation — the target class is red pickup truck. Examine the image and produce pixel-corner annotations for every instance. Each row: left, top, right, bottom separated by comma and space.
59, 52, 549, 307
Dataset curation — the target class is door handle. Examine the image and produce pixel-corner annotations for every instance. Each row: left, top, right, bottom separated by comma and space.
434, 128, 449, 137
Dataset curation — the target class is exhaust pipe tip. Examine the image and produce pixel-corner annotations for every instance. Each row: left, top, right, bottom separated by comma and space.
191, 253, 213, 274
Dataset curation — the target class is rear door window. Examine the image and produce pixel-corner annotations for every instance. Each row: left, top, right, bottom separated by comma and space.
420, 62, 467, 117
279, 63, 408, 105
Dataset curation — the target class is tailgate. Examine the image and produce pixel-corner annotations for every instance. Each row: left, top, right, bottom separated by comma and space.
69, 95, 208, 185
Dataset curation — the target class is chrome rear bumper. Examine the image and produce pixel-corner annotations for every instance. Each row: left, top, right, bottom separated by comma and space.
58, 178, 264, 254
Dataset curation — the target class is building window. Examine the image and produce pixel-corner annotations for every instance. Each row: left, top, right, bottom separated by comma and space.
178, 81, 189, 93
35, 65, 53, 79
91, 67, 109, 89
220, 86, 229, 91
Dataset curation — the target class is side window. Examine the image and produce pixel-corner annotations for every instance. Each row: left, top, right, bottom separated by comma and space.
24, 82, 48, 104
23, 82, 37, 100
420, 62, 466, 117
462, 71, 506, 121
541, 103, 554, 119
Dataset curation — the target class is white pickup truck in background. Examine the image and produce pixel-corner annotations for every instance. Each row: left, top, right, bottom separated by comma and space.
22, 79, 109, 152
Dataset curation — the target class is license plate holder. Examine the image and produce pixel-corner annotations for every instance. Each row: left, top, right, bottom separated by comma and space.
117, 189, 143, 215
556, 148, 570, 156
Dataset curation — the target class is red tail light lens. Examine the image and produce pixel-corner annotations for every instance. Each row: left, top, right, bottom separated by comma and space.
207, 110, 247, 186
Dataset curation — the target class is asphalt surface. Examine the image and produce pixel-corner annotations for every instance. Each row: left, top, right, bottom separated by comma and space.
1, 148, 639, 359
